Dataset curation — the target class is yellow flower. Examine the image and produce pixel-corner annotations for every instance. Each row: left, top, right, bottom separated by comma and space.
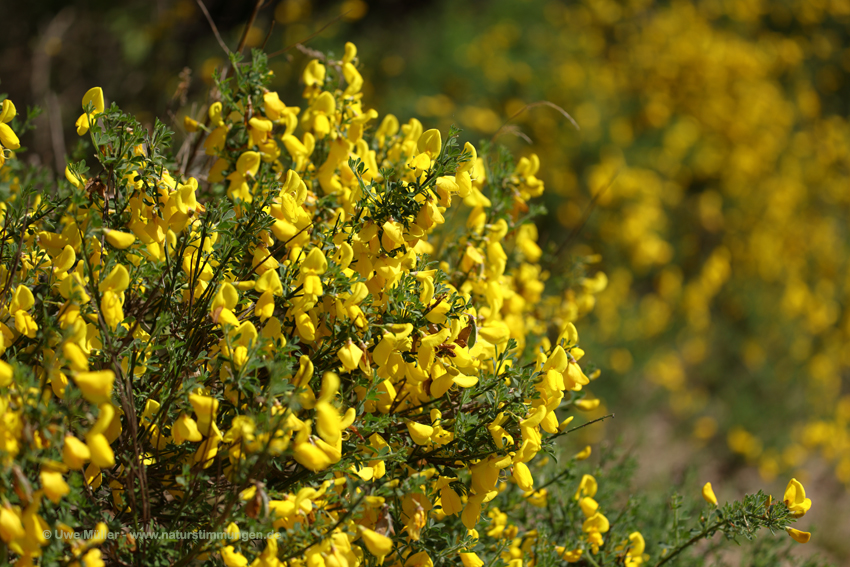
41, 470, 70, 504
0, 507, 24, 543
236, 150, 261, 178
209, 101, 224, 127
406, 421, 435, 446
582, 512, 610, 534
86, 432, 115, 468
80, 549, 106, 567
381, 220, 405, 251
183, 115, 199, 132
557, 548, 583, 563
404, 550, 433, 567
211, 282, 240, 326
461, 492, 487, 530
189, 393, 219, 435
221, 545, 249, 567
786, 527, 811, 544
626, 531, 646, 558
439, 484, 463, 516
337, 341, 364, 371
575, 474, 598, 499
9, 285, 34, 313
75, 87, 105, 136
579, 497, 599, 517
0, 99, 20, 164
104, 229, 136, 249
417, 129, 442, 159
98, 264, 130, 329
14, 310, 38, 338
702, 482, 718, 505
512, 462, 534, 492
62, 435, 91, 469
62, 342, 88, 372
264, 91, 297, 121
783, 478, 811, 517
575, 445, 592, 460
293, 440, 333, 472
359, 526, 393, 559
204, 126, 228, 155
0, 361, 11, 387
574, 398, 600, 411
459, 552, 483, 567
303, 60, 326, 88
73, 370, 115, 404
173, 413, 203, 444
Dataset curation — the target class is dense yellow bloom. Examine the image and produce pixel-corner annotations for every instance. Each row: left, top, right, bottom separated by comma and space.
0, 99, 20, 167
0, 40, 622, 567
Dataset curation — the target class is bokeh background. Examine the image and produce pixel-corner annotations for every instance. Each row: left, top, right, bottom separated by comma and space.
4, 0, 850, 561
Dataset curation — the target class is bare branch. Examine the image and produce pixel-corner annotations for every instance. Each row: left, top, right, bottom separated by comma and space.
491, 100, 580, 145
195, 0, 230, 56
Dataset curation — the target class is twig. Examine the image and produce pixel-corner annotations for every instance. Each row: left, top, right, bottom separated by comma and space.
548, 413, 615, 442
267, 10, 352, 59
565, 413, 614, 434
31, 8, 75, 174
495, 124, 533, 144
195, 0, 230, 55
654, 520, 725, 567
550, 168, 620, 260
235, 0, 267, 55
491, 100, 579, 145
261, 20, 276, 51
47, 92, 66, 173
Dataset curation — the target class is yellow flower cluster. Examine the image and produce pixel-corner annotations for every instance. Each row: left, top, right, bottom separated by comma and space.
0, 43, 606, 565
0, 99, 20, 168
702, 477, 813, 544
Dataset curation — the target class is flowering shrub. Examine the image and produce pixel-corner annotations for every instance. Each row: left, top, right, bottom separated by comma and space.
0, 41, 820, 566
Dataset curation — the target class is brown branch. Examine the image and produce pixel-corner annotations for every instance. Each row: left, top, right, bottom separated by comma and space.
235, 0, 267, 55
261, 19, 276, 51
195, 0, 230, 55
